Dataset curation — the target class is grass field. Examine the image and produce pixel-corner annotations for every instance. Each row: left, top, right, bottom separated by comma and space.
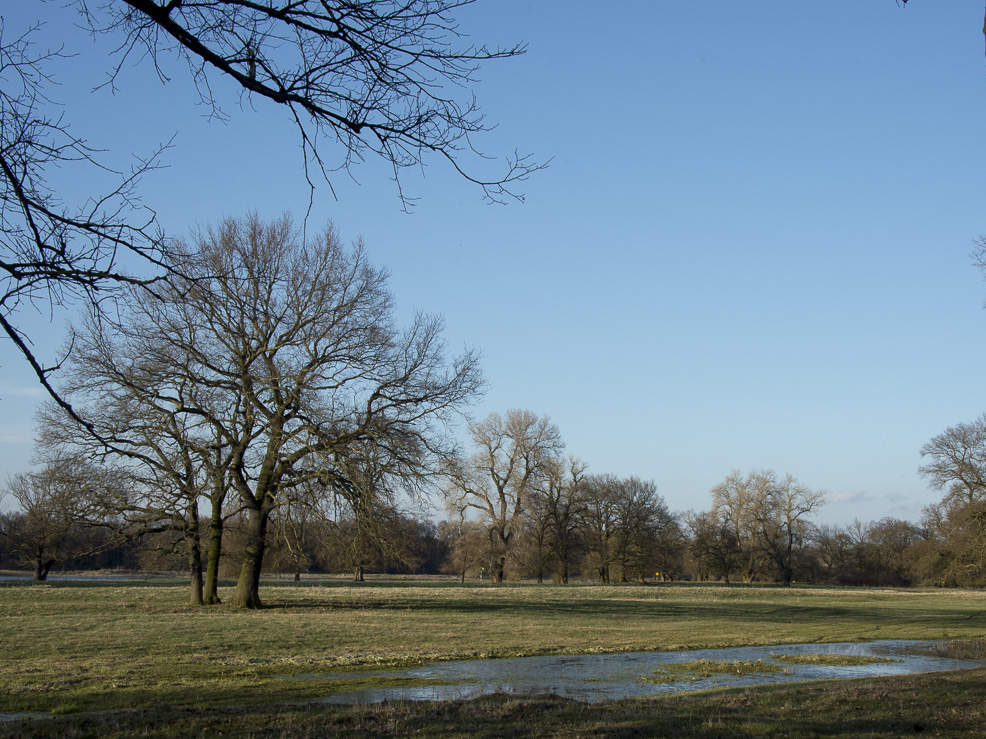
2, 577, 986, 736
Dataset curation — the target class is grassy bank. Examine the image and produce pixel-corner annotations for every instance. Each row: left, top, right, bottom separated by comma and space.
5, 665, 986, 737
2, 579, 985, 734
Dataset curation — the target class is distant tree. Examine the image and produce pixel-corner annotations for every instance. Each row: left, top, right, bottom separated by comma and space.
518, 457, 586, 584
520, 488, 553, 584
860, 518, 922, 586
644, 510, 686, 583
268, 495, 318, 582
445, 410, 563, 584
749, 471, 824, 587
610, 477, 680, 583
0, 460, 116, 580
711, 470, 823, 586
439, 518, 490, 583
810, 524, 858, 585
909, 499, 986, 587
920, 414, 986, 507
541, 457, 587, 584
579, 474, 620, 584
688, 511, 742, 583
577, 474, 682, 583
711, 471, 770, 583
391, 518, 448, 575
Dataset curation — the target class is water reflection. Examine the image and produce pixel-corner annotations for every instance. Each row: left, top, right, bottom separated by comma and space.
310, 640, 984, 705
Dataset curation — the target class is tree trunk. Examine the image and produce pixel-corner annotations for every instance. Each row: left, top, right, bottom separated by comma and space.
491, 556, 505, 584
187, 501, 204, 606
354, 564, 364, 582
742, 556, 755, 583
204, 503, 224, 604
490, 527, 508, 584
34, 555, 53, 582
294, 566, 301, 582
188, 542, 204, 606
560, 561, 569, 585
232, 505, 269, 608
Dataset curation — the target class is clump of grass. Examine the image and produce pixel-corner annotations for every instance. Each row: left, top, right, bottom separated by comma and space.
642, 659, 784, 684
901, 638, 986, 660
770, 653, 898, 666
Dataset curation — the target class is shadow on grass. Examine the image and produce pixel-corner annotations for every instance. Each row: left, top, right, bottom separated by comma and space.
4, 669, 986, 737
250, 592, 985, 633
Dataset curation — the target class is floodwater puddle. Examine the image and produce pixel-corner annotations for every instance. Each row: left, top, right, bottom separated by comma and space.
302, 640, 986, 705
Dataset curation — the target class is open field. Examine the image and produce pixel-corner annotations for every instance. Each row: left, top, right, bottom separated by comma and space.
2, 578, 986, 735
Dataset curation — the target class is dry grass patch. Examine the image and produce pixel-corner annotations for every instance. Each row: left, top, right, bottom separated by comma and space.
770, 653, 899, 666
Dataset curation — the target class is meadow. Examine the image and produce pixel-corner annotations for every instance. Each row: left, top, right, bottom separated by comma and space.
2, 577, 986, 736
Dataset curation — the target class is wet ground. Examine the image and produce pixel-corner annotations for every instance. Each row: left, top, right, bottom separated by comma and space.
302, 640, 986, 704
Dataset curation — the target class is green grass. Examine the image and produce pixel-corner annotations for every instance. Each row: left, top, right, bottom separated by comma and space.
642, 659, 785, 683
1, 578, 986, 734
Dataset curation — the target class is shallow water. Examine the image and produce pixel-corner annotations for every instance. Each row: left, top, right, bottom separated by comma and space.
308, 640, 985, 704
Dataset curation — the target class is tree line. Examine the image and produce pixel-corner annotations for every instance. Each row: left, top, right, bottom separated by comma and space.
7, 383, 986, 591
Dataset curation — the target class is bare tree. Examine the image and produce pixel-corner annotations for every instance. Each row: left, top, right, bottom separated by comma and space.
3, 2, 539, 408
521, 483, 553, 584
0, 19, 170, 416
909, 497, 986, 587
145, 214, 479, 607
439, 517, 489, 583
90, 1, 543, 208
576, 474, 681, 583
711, 470, 823, 585
711, 470, 769, 583
748, 471, 824, 587
580, 474, 619, 584
38, 295, 242, 605
445, 410, 563, 584
539, 456, 586, 584
687, 510, 741, 583
920, 414, 986, 506
0, 459, 120, 581
609, 476, 678, 583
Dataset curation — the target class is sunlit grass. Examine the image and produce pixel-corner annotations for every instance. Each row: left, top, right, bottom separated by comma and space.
2, 578, 985, 722
641, 659, 785, 683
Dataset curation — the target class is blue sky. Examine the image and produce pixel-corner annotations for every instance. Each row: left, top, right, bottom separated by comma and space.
2, 1, 986, 525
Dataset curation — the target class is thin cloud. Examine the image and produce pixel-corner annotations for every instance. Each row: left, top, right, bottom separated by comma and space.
826, 490, 867, 505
